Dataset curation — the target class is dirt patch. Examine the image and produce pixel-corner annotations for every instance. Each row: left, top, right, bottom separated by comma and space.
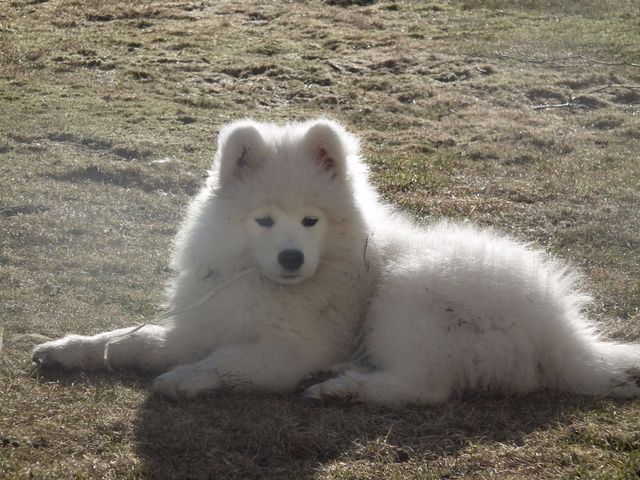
613, 88, 640, 105
48, 132, 113, 151
0, 205, 50, 217
47, 164, 199, 195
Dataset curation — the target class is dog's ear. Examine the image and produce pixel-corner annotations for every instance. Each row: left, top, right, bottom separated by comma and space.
303, 120, 354, 178
215, 121, 268, 182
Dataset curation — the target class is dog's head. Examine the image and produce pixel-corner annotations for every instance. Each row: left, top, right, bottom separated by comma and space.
211, 119, 361, 285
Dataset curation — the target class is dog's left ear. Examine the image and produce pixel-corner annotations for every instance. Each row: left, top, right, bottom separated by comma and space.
302, 120, 355, 178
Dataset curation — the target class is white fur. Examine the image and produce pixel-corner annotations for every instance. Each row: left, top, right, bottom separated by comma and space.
33, 119, 640, 404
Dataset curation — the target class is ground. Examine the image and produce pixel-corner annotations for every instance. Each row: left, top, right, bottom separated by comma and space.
1, 0, 639, 478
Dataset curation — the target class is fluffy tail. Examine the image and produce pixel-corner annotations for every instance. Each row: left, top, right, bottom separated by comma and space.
556, 340, 640, 398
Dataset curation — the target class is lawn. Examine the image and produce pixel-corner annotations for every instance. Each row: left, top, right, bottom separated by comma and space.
1, 0, 639, 478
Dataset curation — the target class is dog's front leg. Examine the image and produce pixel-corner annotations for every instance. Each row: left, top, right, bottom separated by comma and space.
33, 324, 176, 373
151, 341, 326, 400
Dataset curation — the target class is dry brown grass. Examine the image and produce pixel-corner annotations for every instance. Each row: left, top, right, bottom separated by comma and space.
1, 0, 639, 478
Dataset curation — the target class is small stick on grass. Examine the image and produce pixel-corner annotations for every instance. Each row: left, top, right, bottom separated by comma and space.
533, 83, 640, 110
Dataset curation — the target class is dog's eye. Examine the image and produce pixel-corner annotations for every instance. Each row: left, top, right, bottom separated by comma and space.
302, 216, 318, 228
255, 216, 275, 228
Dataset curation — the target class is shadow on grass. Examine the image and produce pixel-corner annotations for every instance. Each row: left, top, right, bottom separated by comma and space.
30, 366, 153, 393
131, 388, 601, 479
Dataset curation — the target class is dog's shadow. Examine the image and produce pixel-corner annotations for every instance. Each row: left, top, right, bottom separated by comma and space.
29, 365, 620, 478
131, 387, 606, 479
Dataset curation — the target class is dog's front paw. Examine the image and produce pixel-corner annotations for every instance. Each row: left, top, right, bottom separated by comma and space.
151, 366, 219, 401
302, 375, 359, 403
32, 335, 97, 371
296, 362, 356, 392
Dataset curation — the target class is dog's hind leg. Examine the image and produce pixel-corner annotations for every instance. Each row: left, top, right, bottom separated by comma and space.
32, 324, 180, 373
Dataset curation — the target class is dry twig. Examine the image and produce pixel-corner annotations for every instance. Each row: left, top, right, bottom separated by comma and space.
492, 52, 640, 69
533, 83, 640, 110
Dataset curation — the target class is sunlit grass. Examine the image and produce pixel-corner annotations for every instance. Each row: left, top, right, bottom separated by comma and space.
1, 0, 639, 478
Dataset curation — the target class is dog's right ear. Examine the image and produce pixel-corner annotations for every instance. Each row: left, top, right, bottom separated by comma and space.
215, 121, 268, 182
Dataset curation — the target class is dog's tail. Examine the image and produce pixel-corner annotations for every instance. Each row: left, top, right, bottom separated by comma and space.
553, 338, 640, 398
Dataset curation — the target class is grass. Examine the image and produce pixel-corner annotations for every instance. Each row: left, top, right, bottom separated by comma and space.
1, 0, 639, 478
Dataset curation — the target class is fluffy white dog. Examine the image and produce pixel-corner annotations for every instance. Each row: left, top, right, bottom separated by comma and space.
33, 119, 640, 404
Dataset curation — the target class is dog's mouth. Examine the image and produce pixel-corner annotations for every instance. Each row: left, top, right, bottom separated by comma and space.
278, 273, 305, 284
280, 273, 299, 279
263, 271, 308, 285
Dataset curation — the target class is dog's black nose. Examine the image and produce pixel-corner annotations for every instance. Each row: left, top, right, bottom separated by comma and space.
278, 249, 304, 271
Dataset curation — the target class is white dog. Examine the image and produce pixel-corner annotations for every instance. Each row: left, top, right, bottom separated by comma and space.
33, 119, 640, 404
